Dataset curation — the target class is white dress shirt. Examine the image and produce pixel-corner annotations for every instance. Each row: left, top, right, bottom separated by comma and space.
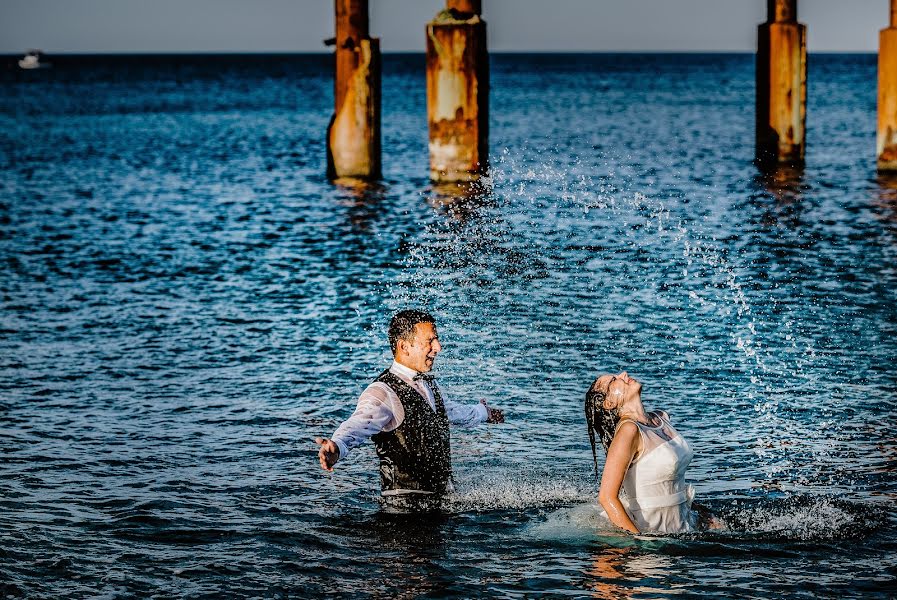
330, 361, 488, 460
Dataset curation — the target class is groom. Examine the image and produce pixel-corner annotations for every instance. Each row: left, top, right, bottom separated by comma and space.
316, 309, 503, 504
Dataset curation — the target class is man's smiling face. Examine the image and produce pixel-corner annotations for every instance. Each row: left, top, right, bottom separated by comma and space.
398, 322, 442, 373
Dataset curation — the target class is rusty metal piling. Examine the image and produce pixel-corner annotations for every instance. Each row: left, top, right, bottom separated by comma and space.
327, 0, 381, 180
426, 0, 489, 182
756, 0, 807, 167
878, 0, 897, 171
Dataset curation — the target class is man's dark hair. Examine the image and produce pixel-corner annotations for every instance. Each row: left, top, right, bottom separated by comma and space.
388, 309, 436, 354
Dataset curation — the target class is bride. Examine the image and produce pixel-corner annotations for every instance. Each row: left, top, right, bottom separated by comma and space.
585, 371, 717, 534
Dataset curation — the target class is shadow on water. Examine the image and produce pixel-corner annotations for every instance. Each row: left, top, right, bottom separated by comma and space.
360, 510, 450, 553
752, 164, 807, 204
314, 510, 456, 597
875, 171, 897, 194
873, 172, 897, 224
332, 178, 389, 231
332, 175, 497, 225
425, 179, 496, 222
748, 164, 808, 241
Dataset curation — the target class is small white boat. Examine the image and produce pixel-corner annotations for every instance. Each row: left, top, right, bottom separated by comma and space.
18, 50, 50, 70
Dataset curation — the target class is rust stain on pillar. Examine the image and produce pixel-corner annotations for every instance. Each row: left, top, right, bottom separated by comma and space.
756, 0, 807, 167
878, 0, 897, 171
426, 1, 489, 182
327, 0, 381, 180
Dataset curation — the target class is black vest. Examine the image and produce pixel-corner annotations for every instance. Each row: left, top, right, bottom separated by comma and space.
370, 369, 452, 494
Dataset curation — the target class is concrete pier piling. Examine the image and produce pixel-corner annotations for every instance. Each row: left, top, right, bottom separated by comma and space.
426, 0, 489, 182
756, 0, 807, 167
327, 0, 381, 180
878, 0, 897, 171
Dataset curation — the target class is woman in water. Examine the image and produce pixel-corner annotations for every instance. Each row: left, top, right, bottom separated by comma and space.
585, 371, 712, 534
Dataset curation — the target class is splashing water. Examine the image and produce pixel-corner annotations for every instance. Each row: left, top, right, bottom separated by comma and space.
526, 494, 881, 547
380, 149, 838, 498
446, 472, 589, 512
714, 495, 880, 542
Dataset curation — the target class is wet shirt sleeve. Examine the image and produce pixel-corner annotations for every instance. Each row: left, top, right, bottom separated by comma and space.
442, 390, 488, 426
330, 382, 403, 460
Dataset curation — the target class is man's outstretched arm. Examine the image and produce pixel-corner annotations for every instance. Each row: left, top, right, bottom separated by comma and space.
443, 394, 504, 425
315, 383, 400, 472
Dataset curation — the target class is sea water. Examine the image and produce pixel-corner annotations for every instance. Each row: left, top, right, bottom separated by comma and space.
1, 53, 895, 598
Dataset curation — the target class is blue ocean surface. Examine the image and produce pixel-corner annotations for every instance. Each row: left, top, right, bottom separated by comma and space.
1, 53, 895, 598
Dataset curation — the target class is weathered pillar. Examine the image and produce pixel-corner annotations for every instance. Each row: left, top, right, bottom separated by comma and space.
426, 0, 489, 182
878, 0, 897, 171
327, 0, 380, 180
756, 0, 807, 167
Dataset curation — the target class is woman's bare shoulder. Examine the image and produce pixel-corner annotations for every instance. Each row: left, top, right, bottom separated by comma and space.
615, 419, 639, 436
612, 420, 641, 453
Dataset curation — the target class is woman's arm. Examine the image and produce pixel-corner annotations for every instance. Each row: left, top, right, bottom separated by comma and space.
597, 421, 641, 534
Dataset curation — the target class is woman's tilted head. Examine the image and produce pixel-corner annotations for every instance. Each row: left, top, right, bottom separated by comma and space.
585, 372, 643, 480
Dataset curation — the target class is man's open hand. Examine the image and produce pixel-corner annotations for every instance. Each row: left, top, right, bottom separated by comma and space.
480, 399, 505, 424
315, 437, 340, 471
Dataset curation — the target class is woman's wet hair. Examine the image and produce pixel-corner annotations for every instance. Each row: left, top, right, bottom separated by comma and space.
585, 378, 622, 482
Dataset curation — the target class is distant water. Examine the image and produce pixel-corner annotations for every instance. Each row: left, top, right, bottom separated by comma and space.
1, 53, 896, 598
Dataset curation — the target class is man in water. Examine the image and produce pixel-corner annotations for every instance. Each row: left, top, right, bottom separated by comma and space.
315, 309, 504, 507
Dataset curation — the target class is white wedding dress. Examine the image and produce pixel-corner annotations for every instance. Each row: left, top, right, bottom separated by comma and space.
613, 411, 698, 534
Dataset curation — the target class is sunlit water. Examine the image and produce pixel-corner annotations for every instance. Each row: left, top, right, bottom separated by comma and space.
1, 54, 896, 598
